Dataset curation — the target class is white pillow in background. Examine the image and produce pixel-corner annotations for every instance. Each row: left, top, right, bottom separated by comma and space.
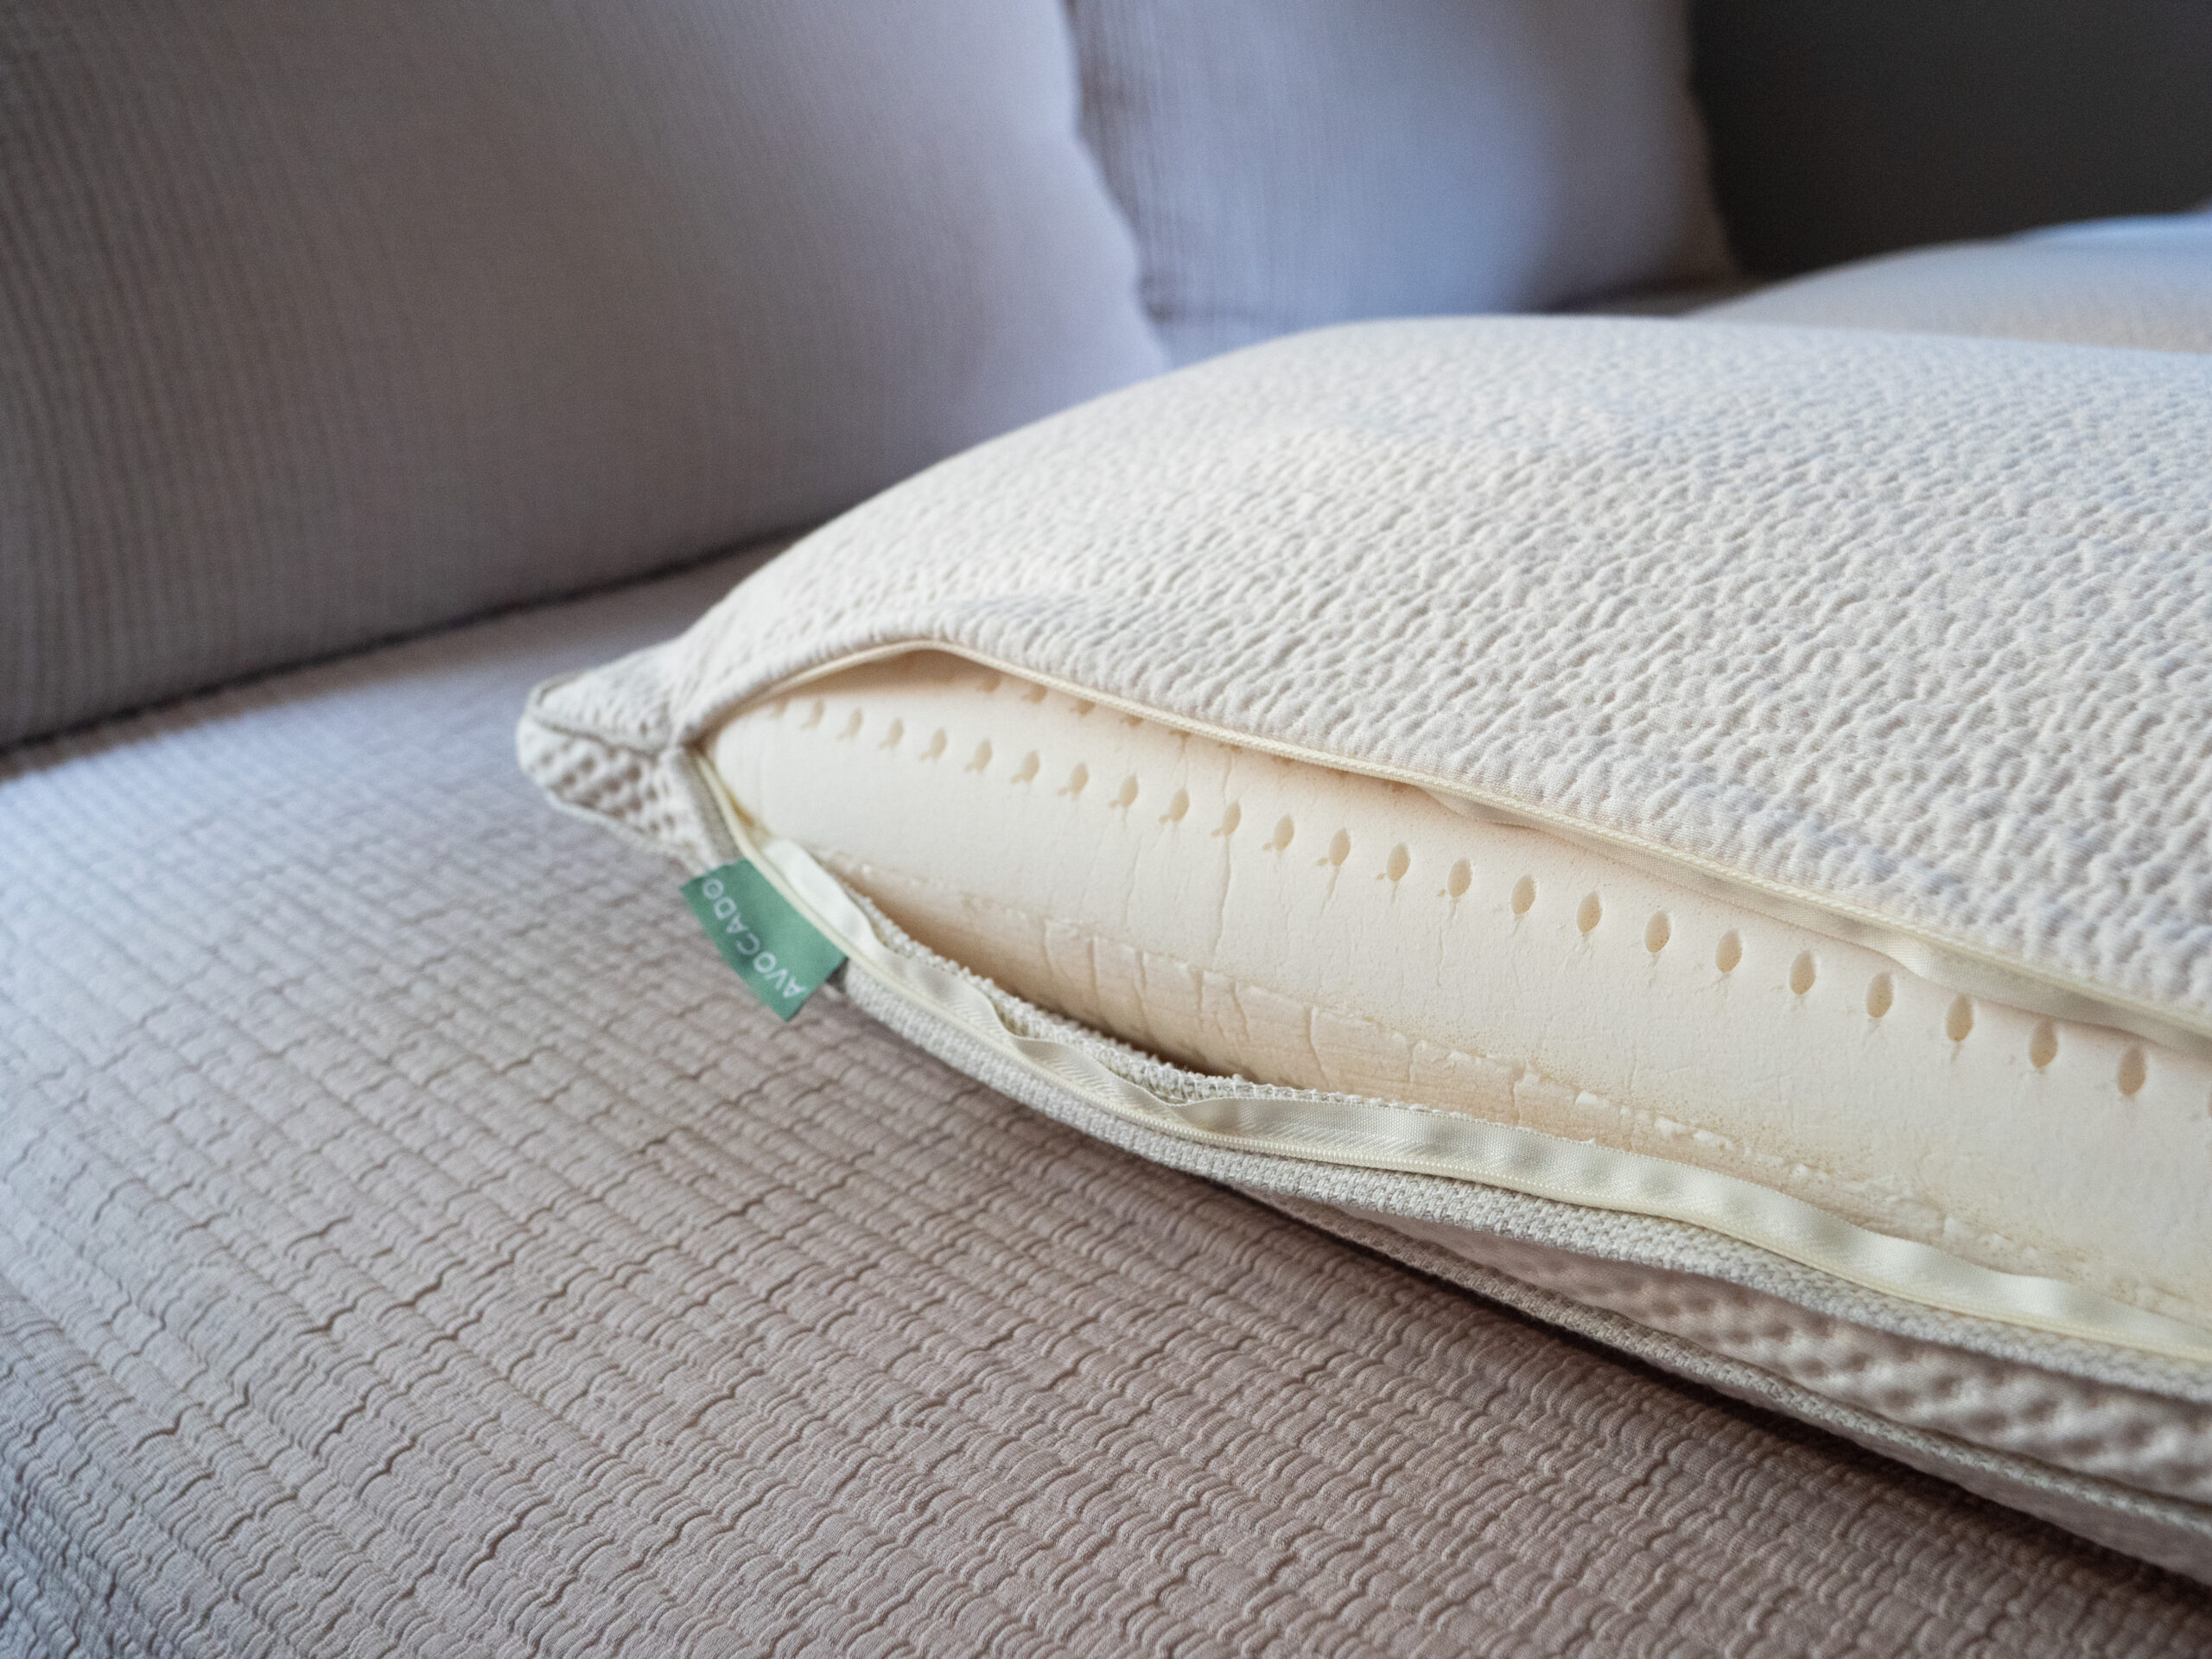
1071, 0, 1732, 363
1695, 210, 2212, 352
1, 0, 1165, 747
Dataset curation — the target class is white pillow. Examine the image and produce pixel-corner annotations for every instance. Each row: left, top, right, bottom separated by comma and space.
1, 0, 1164, 747
1696, 211, 2212, 352
1070, 0, 1731, 363
524, 316, 2212, 1580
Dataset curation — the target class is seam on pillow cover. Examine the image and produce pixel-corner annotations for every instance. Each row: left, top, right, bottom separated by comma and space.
1343, 1205, 2212, 1503
1263, 1198, 2212, 1584
842, 956, 2212, 1580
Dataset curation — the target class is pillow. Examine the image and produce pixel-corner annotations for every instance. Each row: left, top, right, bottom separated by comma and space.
522, 317, 2212, 1580
0, 0, 1164, 748
1070, 0, 1730, 363
1694, 211, 2212, 351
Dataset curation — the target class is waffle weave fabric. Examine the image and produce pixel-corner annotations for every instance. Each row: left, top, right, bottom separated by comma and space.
10, 556, 2212, 1653
524, 316, 2212, 1046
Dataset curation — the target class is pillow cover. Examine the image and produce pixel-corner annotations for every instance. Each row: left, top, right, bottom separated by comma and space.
1070, 0, 1731, 363
1694, 211, 2212, 351
523, 316, 2212, 1579
0, 0, 1163, 747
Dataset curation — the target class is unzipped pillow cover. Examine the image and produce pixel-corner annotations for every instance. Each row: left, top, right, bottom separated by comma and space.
523, 316, 2212, 1579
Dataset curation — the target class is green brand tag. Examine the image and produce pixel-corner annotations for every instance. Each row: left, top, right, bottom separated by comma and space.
682, 861, 845, 1021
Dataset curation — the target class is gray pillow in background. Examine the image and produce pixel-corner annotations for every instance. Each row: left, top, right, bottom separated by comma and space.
0, 2, 1166, 748
1071, 0, 1732, 365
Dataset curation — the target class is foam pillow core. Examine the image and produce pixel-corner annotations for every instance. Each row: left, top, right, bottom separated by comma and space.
707, 652, 2212, 1324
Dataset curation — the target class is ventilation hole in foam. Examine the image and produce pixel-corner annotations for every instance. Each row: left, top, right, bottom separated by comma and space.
1715, 931, 1742, 974
769, 696, 789, 719
1217, 803, 1241, 836
1385, 845, 1411, 884
921, 729, 947, 760
1866, 974, 1893, 1020
1114, 776, 1140, 810
803, 699, 826, 728
1789, 952, 1816, 996
879, 719, 905, 750
966, 741, 992, 772
1326, 830, 1351, 868
1013, 751, 1039, 785
1022, 683, 1047, 704
1163, 789, 1190, 824
2029, 1020, 2058, 1070
976, 671, 1001, 693
2119, 1047, 2147, 1097
1576, 893, 1602, 935
1064, 763, 1088, 796
1644, 912, 1671, 955
1122, 714, 1142, 728
1445, 860, 1471, 900
1270, 816, 1296, 851
1071, 699, 1096, 718
1510, 876, 1535, 917
838, 710, 864, 741
1946, 996, 1975, 1044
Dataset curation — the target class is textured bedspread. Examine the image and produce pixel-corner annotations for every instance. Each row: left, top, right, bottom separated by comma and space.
6, 552, 2210, 1655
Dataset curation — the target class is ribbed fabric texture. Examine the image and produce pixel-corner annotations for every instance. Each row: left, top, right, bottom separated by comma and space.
0, 0, 1163, 747
1071, 0, 1729, 362
7, 557, 2212, 1653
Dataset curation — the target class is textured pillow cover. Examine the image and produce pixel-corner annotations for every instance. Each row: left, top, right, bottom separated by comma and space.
0, 0, 1164, 748
1695, 211, 2212, 351
1071, 0, 1731, 363
523, 317, 2212, 1578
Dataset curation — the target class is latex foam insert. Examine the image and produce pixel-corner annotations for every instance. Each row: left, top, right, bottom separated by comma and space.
707, 652, 2212, 1328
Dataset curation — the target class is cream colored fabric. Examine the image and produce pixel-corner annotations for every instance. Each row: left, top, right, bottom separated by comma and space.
523, 316, 2212, 1573
1281, 1195, 2212, 1586
523, 317, 2212, 1052
24, 563, 2212, 1651
1349, 1210, 2212, 1504
1696, 213, 2212, 351
705, 652, 2212, 1328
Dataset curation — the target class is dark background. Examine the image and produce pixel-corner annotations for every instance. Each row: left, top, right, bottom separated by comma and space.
1693, 0, 2212, 274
